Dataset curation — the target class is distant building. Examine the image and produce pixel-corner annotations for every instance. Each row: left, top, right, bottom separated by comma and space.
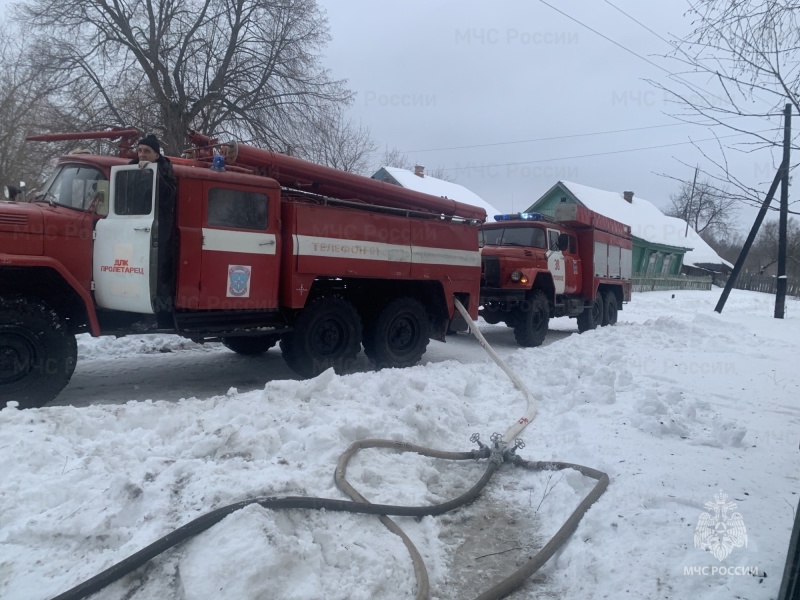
372, 165, 500, 222
528, 180, 732, 278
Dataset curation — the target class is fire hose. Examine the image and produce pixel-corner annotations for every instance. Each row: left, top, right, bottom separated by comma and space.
48, 301, 608, 600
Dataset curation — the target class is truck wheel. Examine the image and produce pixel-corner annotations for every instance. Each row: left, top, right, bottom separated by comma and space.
577, 294, 604, 333
602, 291, 618, 326
221, 335, 280, 355
363, 298, 429, 369
513, 290, 549, 347
0, 296, 77, 409
280, 296, 362, 378
480, 309, 502, 325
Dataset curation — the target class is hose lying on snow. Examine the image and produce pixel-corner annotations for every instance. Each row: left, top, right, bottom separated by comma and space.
50, 437, 607, 600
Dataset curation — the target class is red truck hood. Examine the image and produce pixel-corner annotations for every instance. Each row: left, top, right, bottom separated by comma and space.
0, 201, 45, 255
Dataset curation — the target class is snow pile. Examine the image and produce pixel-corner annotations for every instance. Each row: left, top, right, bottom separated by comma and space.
1, 290, 798, 599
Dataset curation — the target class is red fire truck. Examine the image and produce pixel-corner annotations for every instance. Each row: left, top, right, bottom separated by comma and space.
479, 204, 632, 346
0, 130, 484, 408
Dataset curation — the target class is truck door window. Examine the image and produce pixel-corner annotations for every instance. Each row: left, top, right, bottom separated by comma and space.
548, 230, 561, 251
207, 188, 268, 230
114, 170, 154, 215
42, 165, 107, 211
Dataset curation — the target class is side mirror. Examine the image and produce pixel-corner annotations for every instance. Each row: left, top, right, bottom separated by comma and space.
557, 233, 569, 252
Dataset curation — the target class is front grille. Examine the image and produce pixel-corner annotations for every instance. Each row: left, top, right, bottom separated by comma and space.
482, 256, 500, 287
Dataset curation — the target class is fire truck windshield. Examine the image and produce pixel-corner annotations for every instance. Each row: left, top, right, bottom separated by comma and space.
479, 226, 547, 248
38, 164, 109, 212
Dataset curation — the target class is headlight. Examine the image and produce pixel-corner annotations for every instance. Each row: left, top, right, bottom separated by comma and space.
510, 271, 528, 284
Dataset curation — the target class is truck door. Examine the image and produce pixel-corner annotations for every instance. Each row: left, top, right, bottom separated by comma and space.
92, 164, 157, 313
199, 184, 279, 310
546, 228, 566, 295
562, 234, 580, 294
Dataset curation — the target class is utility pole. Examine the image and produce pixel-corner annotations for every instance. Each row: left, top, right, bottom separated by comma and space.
715, 164, 784, 313
775, 103, 791, 319
685, 165, 698, 237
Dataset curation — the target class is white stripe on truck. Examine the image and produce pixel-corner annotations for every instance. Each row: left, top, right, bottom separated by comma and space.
293, 235, 479, 267
202, 228, 277, 255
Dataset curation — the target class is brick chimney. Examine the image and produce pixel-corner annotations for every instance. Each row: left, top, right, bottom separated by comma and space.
414, 164, 425, 178
623, 190, 634, 203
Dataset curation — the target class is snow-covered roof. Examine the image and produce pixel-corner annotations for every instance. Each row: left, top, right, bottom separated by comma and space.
557, 180, 732, 269
376, 166, 500, 222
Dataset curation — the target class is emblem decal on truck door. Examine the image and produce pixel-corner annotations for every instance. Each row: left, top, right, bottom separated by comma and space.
227, 265, 252, 297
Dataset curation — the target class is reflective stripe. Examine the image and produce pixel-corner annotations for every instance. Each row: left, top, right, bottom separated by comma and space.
411, 246, 481, 268
293, 235, 479, 267
202, 228, 276, 255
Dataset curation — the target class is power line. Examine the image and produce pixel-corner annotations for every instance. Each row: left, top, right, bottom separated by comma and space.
537, 0, 672, 77
399, 122, 717, 154
369, 116, 762, 157
601, 0, 779, 111
601, 0, 674, 47
441, 129, 777, 172
536, 0, 779, 121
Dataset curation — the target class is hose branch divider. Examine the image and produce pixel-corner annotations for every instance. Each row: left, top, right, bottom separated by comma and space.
47, 300, 609, 600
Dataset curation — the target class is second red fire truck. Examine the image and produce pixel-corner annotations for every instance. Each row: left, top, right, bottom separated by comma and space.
479, 204, 633, 347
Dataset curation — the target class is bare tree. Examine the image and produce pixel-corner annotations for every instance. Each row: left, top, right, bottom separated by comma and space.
0, 24, 72, 191
380, 146, 414, 171
650, 1, 800, 213
294, 109, 377, 174
666, 178, 739, 237
16, 0, 355, 155
750, 217, 800, 276
376, 146, 454, 181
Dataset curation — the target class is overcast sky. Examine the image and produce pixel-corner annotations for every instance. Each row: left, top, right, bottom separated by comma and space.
322, 0, 787, 227
1, 0, 788, 229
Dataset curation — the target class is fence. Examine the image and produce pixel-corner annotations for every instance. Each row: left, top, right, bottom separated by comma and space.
632, 274, 713, 292
734, 273, 800, 297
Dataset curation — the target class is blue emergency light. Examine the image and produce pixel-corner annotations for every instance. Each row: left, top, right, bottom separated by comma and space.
210, 155, 226, 172
493, 212, 543, 221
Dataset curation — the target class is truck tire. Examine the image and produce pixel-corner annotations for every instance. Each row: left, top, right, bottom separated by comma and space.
280, 296, 362, 378
513, 290, 550, 347
480, 308, 502, 325
577, 294, 604, 333
0, 296, 78, 409
221, 335, 280, 355
363, 298, 430, 369
602, 290, 618, 326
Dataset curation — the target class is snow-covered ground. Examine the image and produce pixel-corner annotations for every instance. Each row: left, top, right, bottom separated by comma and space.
1, 289, 799, 600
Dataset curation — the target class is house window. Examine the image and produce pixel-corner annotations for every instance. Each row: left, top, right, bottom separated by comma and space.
646, 251, 659, 274
661, 254, 673, 275
208, 188, 268, 230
